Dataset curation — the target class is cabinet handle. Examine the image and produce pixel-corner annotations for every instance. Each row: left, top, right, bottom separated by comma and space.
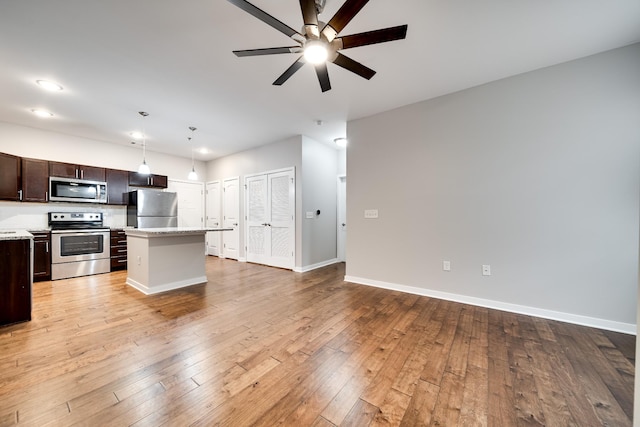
45, 242, 49, 253
75, 168, 79, 179
150, 176, 154, 186
45, 191, 48, 202
80, 169, 84, 179
18, 189, 23, 201
118, 240, 126, 244
118, 259, 127, 263
117, 249, 127, 253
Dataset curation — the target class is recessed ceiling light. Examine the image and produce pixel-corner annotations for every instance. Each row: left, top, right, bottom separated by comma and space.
334, 137, 347, 147
130, 131, 144, 139
36, 80, 63, 91
198, 148, 209, 154
31, 109, 54, 118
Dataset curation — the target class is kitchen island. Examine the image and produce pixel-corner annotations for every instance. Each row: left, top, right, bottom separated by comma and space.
124, 227, 229, 295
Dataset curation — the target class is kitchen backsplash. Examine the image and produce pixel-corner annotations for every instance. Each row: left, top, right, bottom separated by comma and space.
0, 202, 127, 230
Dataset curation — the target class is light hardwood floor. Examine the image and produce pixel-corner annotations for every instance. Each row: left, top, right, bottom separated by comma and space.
0, 258, 635, 426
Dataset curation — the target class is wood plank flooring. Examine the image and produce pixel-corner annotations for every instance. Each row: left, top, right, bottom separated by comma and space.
0, 257, 635, 426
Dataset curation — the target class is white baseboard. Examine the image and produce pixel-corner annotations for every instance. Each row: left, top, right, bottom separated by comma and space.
126, 276, 207, 295
293, 258, 340, 273
344, 275, 636, 335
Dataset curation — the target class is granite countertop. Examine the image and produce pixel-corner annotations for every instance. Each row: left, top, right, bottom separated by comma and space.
125, 227, 232, 236
0, 230, 34, 241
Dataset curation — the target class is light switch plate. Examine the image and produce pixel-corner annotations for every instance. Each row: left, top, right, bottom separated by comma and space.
364, 209, 379, 219
306, 212, 314, 219
443, 261, 451, 271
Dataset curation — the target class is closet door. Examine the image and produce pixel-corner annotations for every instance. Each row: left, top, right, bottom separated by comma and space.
267, 170, 295, 269
245, 169, 295, 269
206, 181, 222, 256
222, 177, 240, 260
246, 175, 268, 265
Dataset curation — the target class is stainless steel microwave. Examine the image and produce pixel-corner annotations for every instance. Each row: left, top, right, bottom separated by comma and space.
49, 177, 108, 203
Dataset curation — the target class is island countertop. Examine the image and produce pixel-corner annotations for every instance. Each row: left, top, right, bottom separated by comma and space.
125, 227, 231, 237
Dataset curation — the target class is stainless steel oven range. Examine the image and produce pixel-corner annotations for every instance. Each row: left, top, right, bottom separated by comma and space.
49, 212, 110, 280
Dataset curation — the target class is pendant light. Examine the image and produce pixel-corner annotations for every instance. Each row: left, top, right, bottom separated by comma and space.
187, 126, 198, 181
137, 111, 151, 175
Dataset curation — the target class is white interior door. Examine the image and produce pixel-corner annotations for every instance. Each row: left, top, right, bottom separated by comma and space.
337, 175, 346, 262
206, 181, 222, 256
267, 170, 295, 269
246, 174, 268, 265
222, 177, 240, 260
245, 169, 295, 269
167, 180, 204, 227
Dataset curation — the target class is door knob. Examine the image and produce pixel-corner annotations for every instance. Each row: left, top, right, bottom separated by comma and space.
342, 223, 346, 226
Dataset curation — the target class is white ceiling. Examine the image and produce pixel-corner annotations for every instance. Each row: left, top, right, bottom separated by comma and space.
1, 0, 638, 161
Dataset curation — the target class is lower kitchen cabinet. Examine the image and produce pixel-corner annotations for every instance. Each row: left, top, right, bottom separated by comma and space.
32, 231, 51, 281
110, 229, 127, 270
0, 238, 31, 326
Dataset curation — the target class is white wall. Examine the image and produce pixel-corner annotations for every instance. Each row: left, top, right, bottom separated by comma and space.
206, 136, 303, 267
346, 44, 640, 332
301, 136, 338, 267
0, 122, 206, 181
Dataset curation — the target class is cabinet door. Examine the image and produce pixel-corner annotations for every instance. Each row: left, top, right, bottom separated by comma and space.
0, 239, 31, 325
106, 169, 129, 205
49, 161, 77, 178
33, 233, 51, 281
22, 158, 49, 202
129, 171, 150, 186
0, 152, 20, 201
80, 165, 105, 181
150, 174, 168, 188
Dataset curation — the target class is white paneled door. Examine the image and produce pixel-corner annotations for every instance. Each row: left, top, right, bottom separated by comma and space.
222, 177, 240, 260
337, 175, 346, 262
167, 180, 204, 228
245, 169, 295, 269
205, 181, 222, 256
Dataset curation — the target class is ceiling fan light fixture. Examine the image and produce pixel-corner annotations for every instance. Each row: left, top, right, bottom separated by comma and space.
304, 40, 328, 64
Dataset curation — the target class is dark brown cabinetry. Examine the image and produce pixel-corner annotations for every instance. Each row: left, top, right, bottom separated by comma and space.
105, 169, 129, 205
21, 158, 49, 202
50, 162, 105, 181
0, 152, 20, 201
32, 232, 51, 281
0, 239, 31, 326
129, 172, 168, 189
110, 230, 127, 271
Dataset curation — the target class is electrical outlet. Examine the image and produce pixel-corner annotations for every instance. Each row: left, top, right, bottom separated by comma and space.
443, 260, 451, 271
364, 209, 379, 219
482, 264, 491, 276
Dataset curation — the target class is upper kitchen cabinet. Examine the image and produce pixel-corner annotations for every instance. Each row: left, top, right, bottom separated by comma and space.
21, 158, 49, 202
106, 168, 129, 205
129, 172, 168, 189
49, 161, 105, 182
0, 152, 20, 201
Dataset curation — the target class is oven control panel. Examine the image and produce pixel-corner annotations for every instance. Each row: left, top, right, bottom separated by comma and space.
49, 212, 103, 222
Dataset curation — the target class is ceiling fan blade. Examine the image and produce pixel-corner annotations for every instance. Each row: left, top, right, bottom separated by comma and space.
300, 0, 320, 38
339, 25, 408, 49
273, 56, 306, 86
233, 47, 303, 57
332, 52, 376, 80
315, 62, 331, 92
322, 0, 370, 41
227, 0, 303, 40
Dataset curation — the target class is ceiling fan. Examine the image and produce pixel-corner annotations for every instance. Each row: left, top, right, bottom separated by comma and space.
227, 0, 408, 92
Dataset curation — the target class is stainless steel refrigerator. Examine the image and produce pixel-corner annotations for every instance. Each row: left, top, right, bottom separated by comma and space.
127, 190, 178, 228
